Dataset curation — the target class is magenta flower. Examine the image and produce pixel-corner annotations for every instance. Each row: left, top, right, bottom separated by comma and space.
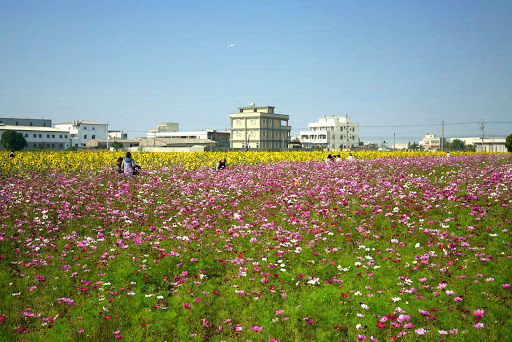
182, 303, 191, 309
474, 309, 485, 317
415, 328, 427, 335
474, 323, 485, 328
251, 326, 263, 332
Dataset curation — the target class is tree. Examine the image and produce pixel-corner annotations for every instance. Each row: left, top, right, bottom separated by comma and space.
112, 141, 123, 152
448, 139, 466, 151
1, 130, 27, 151
506, 134, 512, 152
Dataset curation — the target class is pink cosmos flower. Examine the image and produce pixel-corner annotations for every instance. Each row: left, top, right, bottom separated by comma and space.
276, 310, 284, 315
182, 303, 191, 309
415, 328, 427, 335
251, 326, 263, 332
473, 323, 484, 328
202, 318, 209, 327
474, 309, 485, 317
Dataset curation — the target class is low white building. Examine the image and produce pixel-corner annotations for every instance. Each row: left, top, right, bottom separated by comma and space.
54, 120, 108, 148
300, 113, 359, 151
451, 137, 507, 152
0, 124, 70, 150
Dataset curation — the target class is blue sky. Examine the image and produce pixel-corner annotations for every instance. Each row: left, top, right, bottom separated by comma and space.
1, 0, 511, 142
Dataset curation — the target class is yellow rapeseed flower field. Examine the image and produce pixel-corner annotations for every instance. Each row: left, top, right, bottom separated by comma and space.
0, 150, 502, 172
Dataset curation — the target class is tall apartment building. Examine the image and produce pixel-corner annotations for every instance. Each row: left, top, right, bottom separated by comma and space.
300, 113, 359, 151
54, 120, 107, 147
229, 104, 291, 151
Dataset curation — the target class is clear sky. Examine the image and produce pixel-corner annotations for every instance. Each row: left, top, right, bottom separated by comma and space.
1, 0, 511, 143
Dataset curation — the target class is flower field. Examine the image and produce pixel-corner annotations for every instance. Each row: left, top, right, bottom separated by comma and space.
1, 152, 511, 341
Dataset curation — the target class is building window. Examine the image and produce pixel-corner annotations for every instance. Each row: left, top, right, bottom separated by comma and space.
43, 123, 46, 127
16, 122, 18, 125
46, 134, 49, 138
92, 135, 96, 139
24, 134, 28, 137
52, 135, 55, 138
83, 127, 87, 130
251, 131, 255, 137
84, 135, 87, 139
253, 109, 257, 112
92, 127, 95, 130
236, 131, 241, 137
33, 134, 37, 138
46, 143, 50, 148
269, 142, 272, 148
30, 122, 33, 126
39, 134, 42, 138
256, 143, 259, 148
52, 144, 55, 148
65, 135, 68, 139
236, 119, 241, 126
59, 135, 62, 138
263, 131, 266, 137
340, 127, 343, 131
60, 144, 63, 148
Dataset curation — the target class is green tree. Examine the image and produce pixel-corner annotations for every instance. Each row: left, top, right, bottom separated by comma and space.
506, 134, 512, 152
1, 130, 27, 151
448, 139, 466, 151
112, 141, 123, 152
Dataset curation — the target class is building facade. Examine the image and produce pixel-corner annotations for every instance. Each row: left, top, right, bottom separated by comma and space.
108, 130, 128, 140
54, 120, 108, 148
147, 129, 230, 151
300, 113, 359, 151
451, 137, 507, 152
422, 133, 447, 151
0, 125, 70, 150
0, 117, 52, 127
229, 104, 291, 151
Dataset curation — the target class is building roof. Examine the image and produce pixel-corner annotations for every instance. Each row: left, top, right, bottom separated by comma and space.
55, 120, 106, 125
87, 139, 139, 143
238, 106, 275, 110
143, 138, 217, 146
0, 125, 69, 132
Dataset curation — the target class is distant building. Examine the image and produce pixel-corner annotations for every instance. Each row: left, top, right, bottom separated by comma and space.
135, 137, 219, 152
86, 139, 140, 150
148, 122, 179, 135
0, 124, 70, 150
451, 137, 507, 152
422, 133, 446, 151
108, 130, 128, 140
0, 117, 52, 128
229, 104, 291, 151
54, 120, 108, 148
300, 113, 359, 151
147, 129, 230, 151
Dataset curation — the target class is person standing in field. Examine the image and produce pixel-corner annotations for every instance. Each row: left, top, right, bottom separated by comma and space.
9, 150, 15, 159
216, 158, 227, 171
335, 155, 342, 162
347, 153, 355, 161
325, 154, 334, 162
121, 152, 138, 175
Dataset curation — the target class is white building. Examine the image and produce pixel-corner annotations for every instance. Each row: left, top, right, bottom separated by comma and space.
451, 137, 507, 152
0, 124, 70, 150
300, 113, 359, 151
54, 120, 108, 148
108, 130, 128, 140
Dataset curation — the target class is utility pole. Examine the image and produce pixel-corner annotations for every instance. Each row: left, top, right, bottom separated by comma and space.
393, 132, 396, 151
480, 120, 485, 152
441, 120, 444, 151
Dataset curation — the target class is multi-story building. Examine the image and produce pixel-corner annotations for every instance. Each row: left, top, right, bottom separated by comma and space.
229, 104, 291, 151
54, 120, 108, 148
0, 124, 70, 150
0, 117, 52, 127
422, 132, 447, 151
300, 113, 359, 151
148, 122, 179, 135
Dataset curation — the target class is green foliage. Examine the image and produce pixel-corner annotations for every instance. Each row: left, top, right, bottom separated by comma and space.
448, 139, 466, 151
111, 141, 123, 151
67, 146, 79, 151
1, 130, 27, 151
505, 134, 512, 152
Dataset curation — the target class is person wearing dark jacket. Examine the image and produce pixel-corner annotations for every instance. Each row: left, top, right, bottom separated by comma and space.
216, 158, 227, 171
